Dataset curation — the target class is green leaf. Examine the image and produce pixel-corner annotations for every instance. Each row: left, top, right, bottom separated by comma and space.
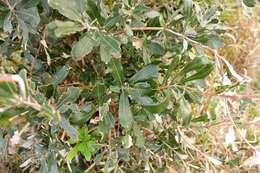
243, 0, 256, 7
183, 0, 193, 17
130, 65, 160, 83
51, 66, 70, 86
142, 91, 170, 113
56, 87, 81, 109
108, 58, 124, 85
48, 0, 86, 22
104, 14, 123, 31
93, 82, 106, 104
60, 117, 78, 141
3, 12, 13, 33
97, 32, 121, 63
179, 98, 192, 126
133, 123, 145, 148
16, 7, 40, 28
47, 20, 84, 38
66, 143, 81, 161
119, 92, 133, 129
205, 35, 224, 49
183, 64, 214, 82
86, 0, 105, 25
71, 34, 97, 61
16, 0, 41, 9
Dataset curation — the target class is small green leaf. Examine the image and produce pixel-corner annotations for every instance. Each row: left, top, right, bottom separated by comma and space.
179, 98, 192, 126
71, 34, 97, 61
142, 91, 170, 113
119, 92, 133, 129
93, 82, 106, 104
108, 58, 124, 85
51, 66, 70, 85
183, 64, 214, 82
243, 0, 256, 7
205, 35, 224, 49
130, 65, 160, 83
56, 87, 81, 109
86, 0, 105, 25
133, 123, 145, 148
60, 117, 78, 141
47, 20, 84, 38
97, 32, 121, 63
183, 0, 193, 17
66, 143, 81, 161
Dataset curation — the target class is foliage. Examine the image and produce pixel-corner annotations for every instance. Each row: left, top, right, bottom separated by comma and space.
0, 0, 259, 172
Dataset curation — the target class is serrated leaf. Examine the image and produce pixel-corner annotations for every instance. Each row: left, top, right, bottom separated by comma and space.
56, 87, 81, 109
48, 20, 84, 38
97, 32, 121, 63
51, 66, 70, 85
243, 0, 256, 7
183, 0, 193, 17
119, 92, 133, 129
60, 117, 78, 141
179, 98, 192, 126
71, 34, 97, 61
108, 58, 124, 85
48, 0, 86, 22
183, 64, 214, 82
130, 65, 160, 83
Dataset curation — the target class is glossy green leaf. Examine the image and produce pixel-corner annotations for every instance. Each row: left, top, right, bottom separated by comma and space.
51, 66, 70, 85
97, 32, 121, 63
47, 20, 84, 38
56, 87, 81, 109
179, 98, 192, 126
119, 92, 133, 129
183, 64, 214, 82
243, 0, 256, 7
130, 65, 160, 83
108, 58, 124, 84
71, 34, 97, 61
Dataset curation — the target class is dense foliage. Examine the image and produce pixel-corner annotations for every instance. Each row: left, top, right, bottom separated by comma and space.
0, 0, 258, 172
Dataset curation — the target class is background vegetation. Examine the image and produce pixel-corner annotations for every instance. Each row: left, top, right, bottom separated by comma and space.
0, 0, 259, 172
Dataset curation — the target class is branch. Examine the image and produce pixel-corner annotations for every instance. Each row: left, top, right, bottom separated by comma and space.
131, 27, 249, 83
